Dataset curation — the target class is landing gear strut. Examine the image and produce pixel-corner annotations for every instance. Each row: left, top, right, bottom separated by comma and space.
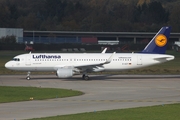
26, 71, 31, 80
82, 74, 89, 80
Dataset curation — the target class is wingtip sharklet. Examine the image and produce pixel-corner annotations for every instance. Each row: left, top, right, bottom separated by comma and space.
104, 52, 116, 64
101, 48, 107, 53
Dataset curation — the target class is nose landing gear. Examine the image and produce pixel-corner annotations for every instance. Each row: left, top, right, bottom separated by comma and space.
26, 71, 31, 80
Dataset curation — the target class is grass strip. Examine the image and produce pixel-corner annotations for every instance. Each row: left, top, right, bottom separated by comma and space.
29, 103, 180, 120
0, 86, 83, 103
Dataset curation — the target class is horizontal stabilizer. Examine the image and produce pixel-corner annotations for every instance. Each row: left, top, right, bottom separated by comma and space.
153, 55, 174, 62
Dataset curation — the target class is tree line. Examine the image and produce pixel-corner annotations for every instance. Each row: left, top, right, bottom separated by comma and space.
0, 0, 180, 32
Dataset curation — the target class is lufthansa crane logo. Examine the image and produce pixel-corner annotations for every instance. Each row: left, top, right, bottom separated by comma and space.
155, 34, 167, 47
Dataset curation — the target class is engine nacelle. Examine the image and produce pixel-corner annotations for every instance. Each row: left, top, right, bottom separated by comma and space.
56, 68, 74, 78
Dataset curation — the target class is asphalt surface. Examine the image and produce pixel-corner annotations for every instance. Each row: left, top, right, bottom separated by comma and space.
0, 74, 180, 120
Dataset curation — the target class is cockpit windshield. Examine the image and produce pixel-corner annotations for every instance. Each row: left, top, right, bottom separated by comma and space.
12, 58, 20, 61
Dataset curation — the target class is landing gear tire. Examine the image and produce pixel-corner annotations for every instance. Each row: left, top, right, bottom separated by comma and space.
26, 76, 31, 80
84, 76, 89, 80
82, 74, 89, 80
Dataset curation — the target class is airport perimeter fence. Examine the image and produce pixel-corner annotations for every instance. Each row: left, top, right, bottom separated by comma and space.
0, 43, 173, 52
0, 37, 174, 51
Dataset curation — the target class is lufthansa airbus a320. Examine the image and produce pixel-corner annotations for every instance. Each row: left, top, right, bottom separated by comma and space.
5, 27, 174, 80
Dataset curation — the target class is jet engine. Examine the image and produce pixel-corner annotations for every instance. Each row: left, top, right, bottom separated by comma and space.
56, 68, 74, 78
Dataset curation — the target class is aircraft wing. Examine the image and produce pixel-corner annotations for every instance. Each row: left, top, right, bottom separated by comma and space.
75, 52, 115, 68
74, 48, 109, 68
54, 52, 115, 70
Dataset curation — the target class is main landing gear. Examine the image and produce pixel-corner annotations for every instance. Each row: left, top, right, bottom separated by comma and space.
26, 71, 31, 80
82, 74, 89, 80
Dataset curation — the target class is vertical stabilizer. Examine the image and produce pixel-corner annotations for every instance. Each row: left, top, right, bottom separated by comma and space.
141, 27, 171, 54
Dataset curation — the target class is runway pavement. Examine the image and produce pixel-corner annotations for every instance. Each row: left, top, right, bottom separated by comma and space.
0, 74, 180, 120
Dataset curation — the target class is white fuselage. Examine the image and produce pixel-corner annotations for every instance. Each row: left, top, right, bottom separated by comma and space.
5, 53, 174, 72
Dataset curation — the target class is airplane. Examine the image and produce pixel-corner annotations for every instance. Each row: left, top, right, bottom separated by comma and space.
5, 27, 174, 80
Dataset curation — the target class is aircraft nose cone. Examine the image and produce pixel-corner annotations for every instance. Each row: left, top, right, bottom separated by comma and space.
5, 62, 11, 69
5, 62, 8, 68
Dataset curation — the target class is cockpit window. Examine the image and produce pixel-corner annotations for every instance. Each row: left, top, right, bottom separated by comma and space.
12, 58, 20, 61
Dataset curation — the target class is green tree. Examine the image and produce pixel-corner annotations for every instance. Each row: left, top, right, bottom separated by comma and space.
17, 13, 41, 30
0, 35, 16, 44
148, 1, 169, 24
0, 2, 10, 27
169, 4, 180, 32
134, 1, 169, 30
